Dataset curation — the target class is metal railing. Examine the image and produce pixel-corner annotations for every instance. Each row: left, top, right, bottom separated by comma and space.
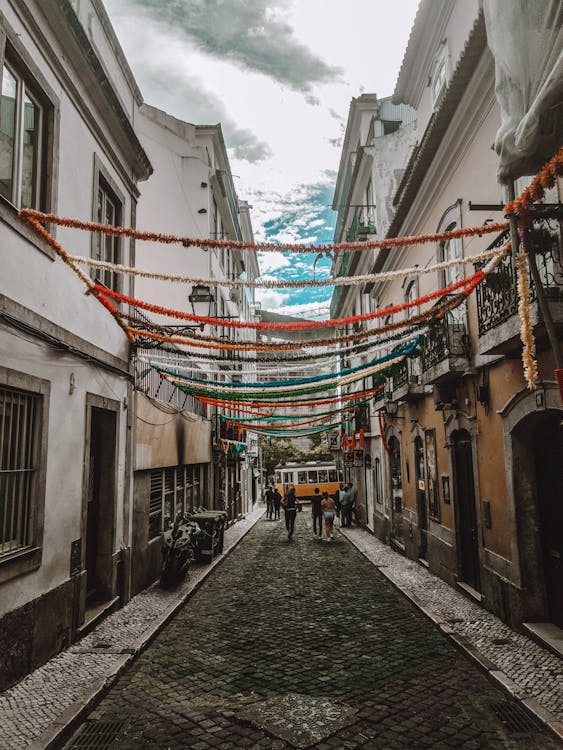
475, 223, 563, 336
420, 314, 468, 372
135, 347, 207, 418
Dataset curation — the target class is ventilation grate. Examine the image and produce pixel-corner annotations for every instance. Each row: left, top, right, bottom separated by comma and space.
64, 720, 127, 749
490, 702, 541, 734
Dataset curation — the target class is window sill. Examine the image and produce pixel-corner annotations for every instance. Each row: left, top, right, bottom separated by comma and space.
0, 546, 42, 584
0, 197, 56, 261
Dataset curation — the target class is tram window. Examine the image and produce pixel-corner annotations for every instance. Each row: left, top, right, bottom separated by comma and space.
285, 471, 294, 484
275, 472, 281, 483
297, 471, 307, 484
318, 470, 328, 483
308, 470, 318, 484
328, 470, 337, 482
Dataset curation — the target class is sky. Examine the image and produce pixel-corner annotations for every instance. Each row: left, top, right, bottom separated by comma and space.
104, 0, 420, 317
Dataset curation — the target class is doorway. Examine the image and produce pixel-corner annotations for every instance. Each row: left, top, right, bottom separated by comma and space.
414, 436, 428, 560
533, 412, 563, 626
85, 407, 117, 604
452, 429, 480, 591
388, 436, 403, 544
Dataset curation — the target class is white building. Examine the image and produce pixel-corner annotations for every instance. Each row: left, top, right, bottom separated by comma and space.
330, 94, 415, 531
130, 105, 258, 592
0, 0, 151, 688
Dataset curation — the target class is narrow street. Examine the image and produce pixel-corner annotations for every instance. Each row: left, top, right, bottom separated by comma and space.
60, 516, 559, 750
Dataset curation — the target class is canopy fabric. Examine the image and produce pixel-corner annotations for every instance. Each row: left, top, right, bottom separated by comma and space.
484, 0, 563, 182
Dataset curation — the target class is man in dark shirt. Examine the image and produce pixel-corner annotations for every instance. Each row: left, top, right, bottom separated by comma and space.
265, 485, 275, 519
311, 487, 323, 538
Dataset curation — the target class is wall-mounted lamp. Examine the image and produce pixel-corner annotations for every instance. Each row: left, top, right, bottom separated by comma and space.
189, 284, 215, 317
386, 400, 399, 417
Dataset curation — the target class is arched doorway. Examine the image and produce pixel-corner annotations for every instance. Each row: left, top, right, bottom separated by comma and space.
414, 436, 428, 560
513, 409, 563, 626
451, 429, 480, 592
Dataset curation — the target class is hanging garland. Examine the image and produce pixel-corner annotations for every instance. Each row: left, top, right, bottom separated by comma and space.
66, 246, 505, 289
504, 146, 563, 219
196, 387, 382, 411
93, 272, 484, 330
20, 207, 508, 255
151, 339, 418, 391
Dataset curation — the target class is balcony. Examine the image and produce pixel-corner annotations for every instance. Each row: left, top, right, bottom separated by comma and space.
420, 314, 471, 384
388, 356, 428, 402
475, 225, 563, 356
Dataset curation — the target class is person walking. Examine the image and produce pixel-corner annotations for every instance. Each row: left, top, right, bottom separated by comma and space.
311, 487, 323, 538
339, 484, 351, 527
273, 487, 282, 520
347, 482, 356, 526
321, 491, 337, 541
282, 486, 299, 539
265, 485, 275, 520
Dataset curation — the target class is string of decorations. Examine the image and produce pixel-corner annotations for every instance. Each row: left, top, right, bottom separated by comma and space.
150, 339, 418, 392
516, 248, 538, 390
223, 404, 358, 422
504, 146, 563, 219
195, 387, 381, 411
20, 207, 508, 255
161, 349, 409, 400
123, 284, 479, 351
92, 270, 486, 330
134, 324, 427, 365
65, 246, 505, 289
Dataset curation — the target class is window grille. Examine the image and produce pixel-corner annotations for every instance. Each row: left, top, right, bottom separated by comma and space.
0, 387, 38, 554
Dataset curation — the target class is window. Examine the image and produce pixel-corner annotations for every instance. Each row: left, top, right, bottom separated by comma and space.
405, 280, 418, 319
0, 386, 40, 554
307, 470, 318, 484
148, 463, 208, 539
432, 58, 447, 106
297, 471, 307, 485
382, 120, 401, 135
328, 470, 337, 482
440, 222, 462, 288
374, 458, 383, 504
93, 177, 121, 291
318, 470, 328, 483
0, 61, 45, 208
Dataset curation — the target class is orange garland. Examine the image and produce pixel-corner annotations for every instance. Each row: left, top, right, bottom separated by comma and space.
504, 146, 563, 218
20, 207, 509, 255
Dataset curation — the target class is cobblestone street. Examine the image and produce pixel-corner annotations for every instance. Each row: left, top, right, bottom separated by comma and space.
59, 517, 560, 750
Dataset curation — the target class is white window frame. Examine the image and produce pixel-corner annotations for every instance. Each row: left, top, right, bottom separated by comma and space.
431, 44, 449, 108
0, 61, 44, 209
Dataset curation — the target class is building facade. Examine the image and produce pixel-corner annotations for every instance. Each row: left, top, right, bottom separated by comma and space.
331, 93, 416, 532
0, 0, 152, 689
332, 0, 563, 631
130, 105, 258, 594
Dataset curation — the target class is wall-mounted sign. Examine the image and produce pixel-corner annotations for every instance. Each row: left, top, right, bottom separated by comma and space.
418, 479, 426, 492
353, 449, 364, 467
344, 451, 354, 466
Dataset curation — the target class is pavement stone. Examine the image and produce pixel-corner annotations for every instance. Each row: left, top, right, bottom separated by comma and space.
340, 524, 563, 723
57, 515, 560, 749
0, 507, 263, 750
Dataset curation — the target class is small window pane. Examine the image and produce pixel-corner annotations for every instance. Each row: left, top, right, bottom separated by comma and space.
0, 67, 18, 202
307, 470, 318, 484
20, 93, 42, 209
328, 470, 337, 482
318, 470, 328, 483
297, 471, 307, 484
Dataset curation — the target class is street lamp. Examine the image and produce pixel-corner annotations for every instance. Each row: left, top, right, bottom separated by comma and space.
189, 284, 215, 316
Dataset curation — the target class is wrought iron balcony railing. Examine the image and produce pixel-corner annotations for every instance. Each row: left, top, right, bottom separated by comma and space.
420, 315, 469, 373
475, 224, 563, 336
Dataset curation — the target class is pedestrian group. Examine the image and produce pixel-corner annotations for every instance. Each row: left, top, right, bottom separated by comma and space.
264, 481, 356, 542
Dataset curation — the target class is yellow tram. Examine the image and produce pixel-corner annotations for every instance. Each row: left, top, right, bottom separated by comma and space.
274, 461, 343, 501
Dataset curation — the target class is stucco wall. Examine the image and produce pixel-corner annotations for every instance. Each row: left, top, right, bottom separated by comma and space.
135, 392, 212, 470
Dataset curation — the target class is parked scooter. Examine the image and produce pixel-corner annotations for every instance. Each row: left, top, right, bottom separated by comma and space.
160, 514, 202, 589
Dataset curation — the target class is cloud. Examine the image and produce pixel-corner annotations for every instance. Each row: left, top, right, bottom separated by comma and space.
128, 0, 342, 95
257, 253, 292, 274
254, 288, 290, 309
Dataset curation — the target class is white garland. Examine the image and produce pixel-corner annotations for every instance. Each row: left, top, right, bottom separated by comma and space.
67, 247, 506, 289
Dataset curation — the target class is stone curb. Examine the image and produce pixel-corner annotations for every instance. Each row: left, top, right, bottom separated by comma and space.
340, 527, 563, 744
30, 509, 265, 750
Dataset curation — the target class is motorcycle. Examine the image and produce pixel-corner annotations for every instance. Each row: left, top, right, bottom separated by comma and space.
160, 514, 202, 589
